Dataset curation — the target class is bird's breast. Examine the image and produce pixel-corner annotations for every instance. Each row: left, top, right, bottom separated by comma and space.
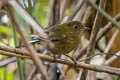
48, 36, 78, 54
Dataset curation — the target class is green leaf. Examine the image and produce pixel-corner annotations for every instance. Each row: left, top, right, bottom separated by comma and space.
0, 25, 12, 35
0, 68, 15, 80
6, 69, 15, 80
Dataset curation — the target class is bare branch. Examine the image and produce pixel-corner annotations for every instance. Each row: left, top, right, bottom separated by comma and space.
103, 30, 119, 57
8, 0, 48, 38
87, 0, 107, 61
87, 0, 120, 29
73, 10, 120, 62
48, 0, 60, 26
0, 46, 120, 76
96, 13, 120, 41
81, 0, 107, 79
105, 51, 120, 65
60, 0, 71, 21
6, 5, 50, 80
0, 57, 16, 67
26, 67, 37, 80
67, 0, 84, 21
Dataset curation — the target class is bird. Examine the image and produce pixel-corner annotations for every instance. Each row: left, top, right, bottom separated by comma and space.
31, 21, 89, 55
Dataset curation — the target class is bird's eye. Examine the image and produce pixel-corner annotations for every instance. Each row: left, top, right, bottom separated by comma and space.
73, 25, 79, 30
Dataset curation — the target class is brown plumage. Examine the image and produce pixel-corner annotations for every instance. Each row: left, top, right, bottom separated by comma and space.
35, 21, 89, 54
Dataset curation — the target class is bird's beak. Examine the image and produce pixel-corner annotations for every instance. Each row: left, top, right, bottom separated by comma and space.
82, 26, 90, 30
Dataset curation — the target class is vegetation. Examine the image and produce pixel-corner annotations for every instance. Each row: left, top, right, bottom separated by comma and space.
0, 0, 120, 80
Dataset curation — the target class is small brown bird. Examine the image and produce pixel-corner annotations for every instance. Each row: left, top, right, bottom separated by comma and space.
32, 21, 89, 55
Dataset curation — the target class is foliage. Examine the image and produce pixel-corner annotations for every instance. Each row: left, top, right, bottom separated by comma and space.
0, 68, 15, 80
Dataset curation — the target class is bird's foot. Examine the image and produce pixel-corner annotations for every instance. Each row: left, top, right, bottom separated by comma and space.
52, 54, 57, 62
64, 54, 78, 68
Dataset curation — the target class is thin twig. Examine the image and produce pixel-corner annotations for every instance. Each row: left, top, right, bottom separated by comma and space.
81, 0, 107, 79
60, 0, 70, 21
0, 57, 16, 67
49, 0, 60, 26
96, 13, 120, 41
67, 0, 84, 21
6, 5, 25, 80
87, 0, 120, 29
104, 30, 119, 57
77, 52, 120, 63
74, 2, 120, 63
48, 0, 60, 80
52, 0, 60, 25
0, 49, 30, 58
74, 11, 120, 62
8, 0, 48, 38
73, 3, 87, 21
6, 4, 50, 80
105, 51, 120, 65
0, 48, 120, 76
86, 0, 107, 62
73, 46, 87, 60
82, 5, 96, 26
26, 67, 37, 80
48, 0, 54, 26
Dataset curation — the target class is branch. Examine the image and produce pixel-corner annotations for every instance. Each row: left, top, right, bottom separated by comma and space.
104, 30, 119, 57
0, 57, 16, 67
0, 46, 120, 76
87, 0, 107, 61
87, 0, 120, 29
81, 0, 107, 79
105, 51, 120, 65
73, 3, 87, 21
48, 0, 60, 26
8, 0, 48, 38
96, 13, 120, 41
6, 3, 50, 80
74, 12, 120, 61
60, 0, 70, 21
47, 0, 60, 80
67, 0, 84, 21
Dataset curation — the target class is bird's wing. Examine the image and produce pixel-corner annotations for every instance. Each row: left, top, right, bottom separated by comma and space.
47, 30, 65, 42
49, 34, 63, 42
